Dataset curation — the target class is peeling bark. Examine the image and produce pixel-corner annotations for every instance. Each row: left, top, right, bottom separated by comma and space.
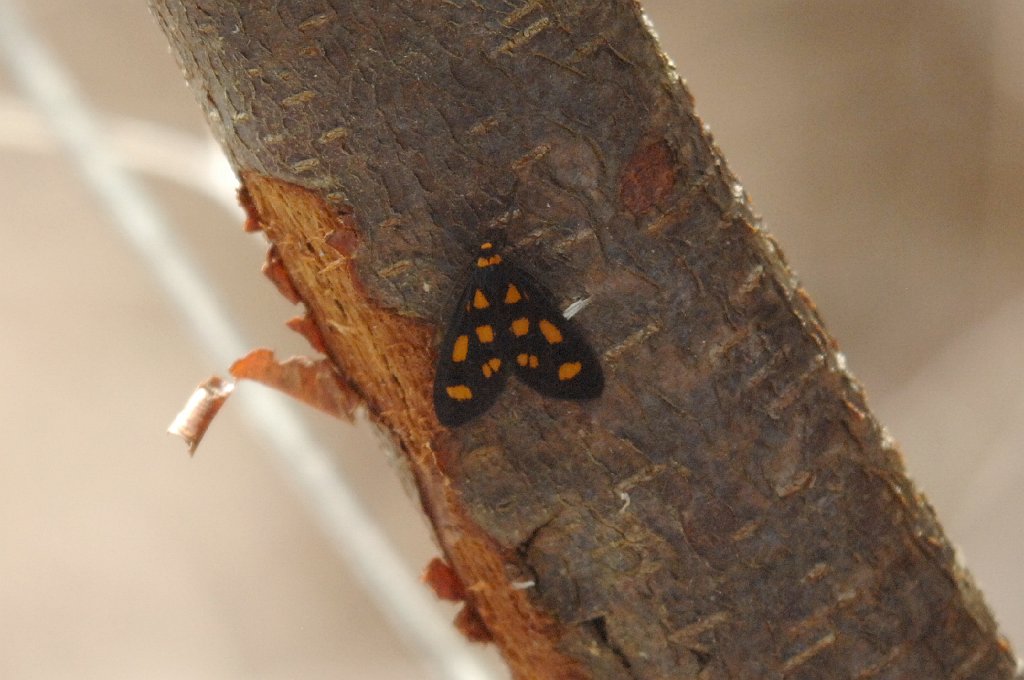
150, 2, 1018, 678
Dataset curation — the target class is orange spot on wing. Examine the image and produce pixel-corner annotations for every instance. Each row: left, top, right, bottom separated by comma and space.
476, 254, 503, 268
480, 242, 493, 250
482, 357, 502, 378
558, 362, 582, 380
473, 289, 490, 309
511, 317, 530, 337
538, 319, 563, 344
452, 335, 469, 362
475, 325, 495, 343
516, 354, 538, 368
504, 283, 522, 304
446, 385, 473, 400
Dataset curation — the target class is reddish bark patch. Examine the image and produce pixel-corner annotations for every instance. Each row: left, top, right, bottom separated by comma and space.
619, 140, 676, 215
455, 603, 494, 643
230, 348, 361, 419
262, 245, 301, 304
326, 213, 360, 257
286, 313, 328, 355
424, 557, 493, 642
423, 557, 467, 602
238, 185, 262, 233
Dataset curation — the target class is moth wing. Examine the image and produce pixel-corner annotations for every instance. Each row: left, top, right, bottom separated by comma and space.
503, 274, 603, 400
433, 276, 509, 427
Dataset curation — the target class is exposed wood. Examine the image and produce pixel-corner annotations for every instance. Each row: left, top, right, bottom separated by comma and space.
150, 2, 1019, 678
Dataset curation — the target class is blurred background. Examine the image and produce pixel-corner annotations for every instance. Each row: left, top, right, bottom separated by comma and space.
1, 1, 1021, 678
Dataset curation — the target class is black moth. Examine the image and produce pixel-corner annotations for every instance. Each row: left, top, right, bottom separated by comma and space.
433, 241, 603, 426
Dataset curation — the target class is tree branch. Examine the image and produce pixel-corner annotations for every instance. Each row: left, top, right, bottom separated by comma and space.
150, 2, 1018, 678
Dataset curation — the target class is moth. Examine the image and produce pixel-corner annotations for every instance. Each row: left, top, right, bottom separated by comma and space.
433, 241, 603, 426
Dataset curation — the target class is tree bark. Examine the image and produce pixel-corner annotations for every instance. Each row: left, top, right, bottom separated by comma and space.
150, 2, 1018, 678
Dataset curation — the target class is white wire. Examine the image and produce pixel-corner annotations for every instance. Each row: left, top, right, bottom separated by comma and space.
0, 2, 497, 678
0, 93, 241, 215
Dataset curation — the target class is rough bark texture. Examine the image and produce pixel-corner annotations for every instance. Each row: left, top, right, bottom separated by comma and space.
151, 2, 1018, 678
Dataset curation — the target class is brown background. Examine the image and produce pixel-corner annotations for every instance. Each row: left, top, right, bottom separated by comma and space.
1, 2, 1021, 678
